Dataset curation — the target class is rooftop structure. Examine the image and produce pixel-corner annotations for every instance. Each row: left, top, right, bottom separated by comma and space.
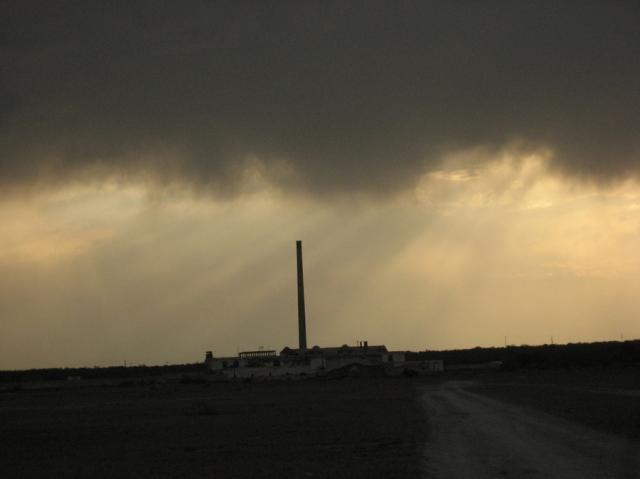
239, 350, 277, 359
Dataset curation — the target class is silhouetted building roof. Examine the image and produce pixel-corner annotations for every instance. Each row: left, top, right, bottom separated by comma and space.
279, 344, 388, 357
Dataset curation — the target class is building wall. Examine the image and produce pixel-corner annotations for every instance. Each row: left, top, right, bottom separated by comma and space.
204, 349, 443, 379
382, 351, 406, 363
324, 356, 383, 371
220, 365, 316, 379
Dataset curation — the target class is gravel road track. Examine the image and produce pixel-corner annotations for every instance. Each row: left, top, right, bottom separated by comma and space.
422, 381, 639, 479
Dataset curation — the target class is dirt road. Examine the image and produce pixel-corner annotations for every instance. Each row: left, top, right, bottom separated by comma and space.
422, 381, 639, 479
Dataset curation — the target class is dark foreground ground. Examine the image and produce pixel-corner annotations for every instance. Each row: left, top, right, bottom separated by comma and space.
422, 366, 640, 478
466, 366, 640, 440
1, 366, 638, 478
422, 380, 639, 479
0, 377, 426, 478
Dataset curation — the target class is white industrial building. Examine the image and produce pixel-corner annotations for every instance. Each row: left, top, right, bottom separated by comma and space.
204, 241, 443, 379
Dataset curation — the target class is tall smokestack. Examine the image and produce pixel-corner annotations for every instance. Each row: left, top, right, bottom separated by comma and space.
296, 240, 307, 350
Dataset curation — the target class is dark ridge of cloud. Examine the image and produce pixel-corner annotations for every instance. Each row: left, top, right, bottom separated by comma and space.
1, 1, 639, 197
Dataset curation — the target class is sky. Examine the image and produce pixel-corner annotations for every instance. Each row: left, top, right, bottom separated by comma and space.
1, 1, 640, 369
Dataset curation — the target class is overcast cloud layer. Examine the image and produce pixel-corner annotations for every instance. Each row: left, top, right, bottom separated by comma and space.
2, 1, 640, 196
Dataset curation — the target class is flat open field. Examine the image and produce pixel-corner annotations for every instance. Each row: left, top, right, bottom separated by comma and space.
2, 367, 639, 478
0, 377, 426, 478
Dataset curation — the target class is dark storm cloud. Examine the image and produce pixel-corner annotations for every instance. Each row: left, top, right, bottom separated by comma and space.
2, 1, 639, 196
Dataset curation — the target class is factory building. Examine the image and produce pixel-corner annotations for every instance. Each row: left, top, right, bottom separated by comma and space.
204, 241, 443, 379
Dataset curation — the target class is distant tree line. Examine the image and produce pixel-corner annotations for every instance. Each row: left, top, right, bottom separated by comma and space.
0, 363, 203, 383
407, 340, 640, 370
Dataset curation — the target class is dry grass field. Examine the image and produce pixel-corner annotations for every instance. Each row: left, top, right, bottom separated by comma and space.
0, 377, 426, 478
2, 365, 638, 478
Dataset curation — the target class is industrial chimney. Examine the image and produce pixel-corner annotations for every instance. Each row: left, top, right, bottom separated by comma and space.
296, 240, 307, 350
